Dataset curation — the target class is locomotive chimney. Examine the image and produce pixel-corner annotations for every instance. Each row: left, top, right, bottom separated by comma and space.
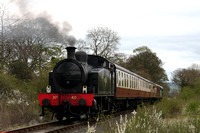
66, 47, 76, 59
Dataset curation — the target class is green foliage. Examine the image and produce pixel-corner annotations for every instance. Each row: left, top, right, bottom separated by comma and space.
0, 69, 50, 130
0, 72, 23, 99
126, 46, 168, 84
185, 100, 200, 114
127, 106, 163, 133
178, 79, 200, 101
172, 68, 200, 88
155, 97, 183, 118
194, 79, 200, 94
179, 87, 196, 100
94, 104, 200, 133
29, 70, 49, 94
0, 72, 41, 129
9, 60, 33, 81
0, 99, 40, 129
92, 104, 200, 133
133, 46, 152, 54
0, 44, 62, 130
109, 53, 128, 66
87, 78, 200, 133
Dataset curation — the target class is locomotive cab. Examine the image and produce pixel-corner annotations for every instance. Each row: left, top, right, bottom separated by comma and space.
87, 55, 115, 95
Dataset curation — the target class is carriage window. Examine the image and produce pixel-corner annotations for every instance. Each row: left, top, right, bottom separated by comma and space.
145, 82, 147, 91
128, 75, 130, 88
124, 73, 126, 87
129, 75, 130, 88
138, 79, 140, 90
127, 75, 128, 88
131, 76, 133, 89
126, 74, 128, 88
136, 77, 138, 89
136, 78, 138, 89
134, 77, 136, 89
116, 71, 118, 86
141, 80, 143, 90
118, 71, 120, 87
125, 74, 127, 87
125, 74, 127, 88
127, 75, 129, 88
122, 73, 123, 87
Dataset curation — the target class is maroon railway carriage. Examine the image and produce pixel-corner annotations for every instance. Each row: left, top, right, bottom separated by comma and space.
115, 64, 163, 99
38, 47, 163, 121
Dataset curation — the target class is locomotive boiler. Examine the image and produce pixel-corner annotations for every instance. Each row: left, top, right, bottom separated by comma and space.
38, 46, 163, 121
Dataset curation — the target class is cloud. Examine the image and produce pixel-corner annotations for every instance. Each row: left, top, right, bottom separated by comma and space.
119, 33, 200, 80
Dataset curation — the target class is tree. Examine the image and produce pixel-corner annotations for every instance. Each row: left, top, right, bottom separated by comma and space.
0, 2, 19, 70
8, 17, 68, 72
76, 39, 90, 53
9, 60, 33, 80
125, 46, 168, 84
172, 68, 200, 88
78, 27, 120, 60
109, 52, 128, 67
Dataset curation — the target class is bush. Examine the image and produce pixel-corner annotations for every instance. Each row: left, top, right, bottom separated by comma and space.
91, 106, 200, 133
194, 79, 200, 96
9, 60, 33, 81
179, 87, 196, 101
127, 106, 163, 133
0, 72, 48, 130
178, 79, 200, 101
0, 73, 23, 99
185, 100, 199, 114
155, 97, 183, 118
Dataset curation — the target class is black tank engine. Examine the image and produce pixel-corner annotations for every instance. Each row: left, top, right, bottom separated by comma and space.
39, 47, 115, 120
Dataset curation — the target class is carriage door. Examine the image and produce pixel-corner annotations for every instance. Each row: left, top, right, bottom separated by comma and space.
109, 63, 115, 95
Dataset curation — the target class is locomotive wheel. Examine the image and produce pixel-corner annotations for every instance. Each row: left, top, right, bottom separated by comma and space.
56, 113, 63, 121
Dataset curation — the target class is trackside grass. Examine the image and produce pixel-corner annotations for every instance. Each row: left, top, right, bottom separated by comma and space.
86, 98, 200, 133
86, 80, 200, 133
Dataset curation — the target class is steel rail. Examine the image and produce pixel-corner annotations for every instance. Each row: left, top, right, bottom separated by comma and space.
4, 109, 135, 133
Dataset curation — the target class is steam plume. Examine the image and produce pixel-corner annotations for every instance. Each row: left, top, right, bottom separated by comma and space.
66, 36, 76, 46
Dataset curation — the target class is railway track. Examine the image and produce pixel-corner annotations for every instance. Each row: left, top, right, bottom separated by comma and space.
5, 119, 90, 133
5, 121, 59, 133
4, 109, 134, 133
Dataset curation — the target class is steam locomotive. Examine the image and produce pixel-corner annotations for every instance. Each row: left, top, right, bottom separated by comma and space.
38, 47, 163, 120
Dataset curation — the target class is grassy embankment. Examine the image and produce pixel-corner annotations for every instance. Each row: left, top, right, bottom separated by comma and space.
87, 80, 200, 133
0, 72, 51, 131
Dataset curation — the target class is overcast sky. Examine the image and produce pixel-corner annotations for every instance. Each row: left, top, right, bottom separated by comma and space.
6, 0, 200, 80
